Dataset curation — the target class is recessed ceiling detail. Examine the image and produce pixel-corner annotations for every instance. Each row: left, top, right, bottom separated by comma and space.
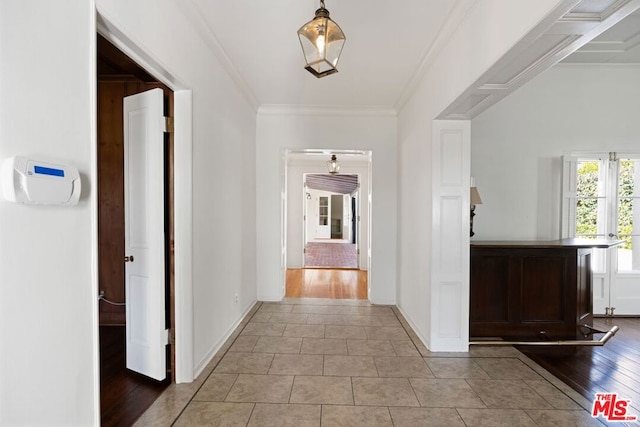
487, 35, 581, 86
439, 0, 640, 120
564, 0, 629, 19
562, 8, 640, 63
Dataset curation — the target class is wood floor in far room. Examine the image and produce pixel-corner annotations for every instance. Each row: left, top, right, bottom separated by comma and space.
286, 268, 368, 299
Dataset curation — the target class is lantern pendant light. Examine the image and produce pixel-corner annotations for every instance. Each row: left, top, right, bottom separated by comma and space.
327, 154, 340, 174
297, 0, 346, 78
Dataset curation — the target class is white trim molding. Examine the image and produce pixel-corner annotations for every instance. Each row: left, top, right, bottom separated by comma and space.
95, 9, 195, 383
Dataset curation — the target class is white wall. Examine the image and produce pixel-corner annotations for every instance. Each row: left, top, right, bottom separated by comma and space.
257, 110, 397, 304
288, 159, 370, 269
397, 0, 563, 350
0, 1, 98, 425
97, 0, 258, 378
471, 64, 640, 240
1, 0, 258, 423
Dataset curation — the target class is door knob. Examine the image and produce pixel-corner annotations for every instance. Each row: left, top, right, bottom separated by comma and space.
124, 255, 134, 263
608, 233, 618, 238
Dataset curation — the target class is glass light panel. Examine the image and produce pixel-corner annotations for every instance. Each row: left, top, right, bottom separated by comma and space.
617, 159, 639, 272
576, 198, 601, 236
576, 161, 601, 197
575, 160, 607, 273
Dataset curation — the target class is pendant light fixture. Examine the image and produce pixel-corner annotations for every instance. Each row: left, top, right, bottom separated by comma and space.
297, 0, 346, 78
327, 154, 340, 174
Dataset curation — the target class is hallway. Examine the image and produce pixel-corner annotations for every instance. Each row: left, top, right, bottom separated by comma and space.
134, 299, 602, 426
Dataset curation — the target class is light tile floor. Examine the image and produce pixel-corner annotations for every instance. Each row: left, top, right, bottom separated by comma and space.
134, 299, 607, 426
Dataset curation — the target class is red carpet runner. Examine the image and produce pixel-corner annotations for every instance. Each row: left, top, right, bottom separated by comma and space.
304, 242, 358, 268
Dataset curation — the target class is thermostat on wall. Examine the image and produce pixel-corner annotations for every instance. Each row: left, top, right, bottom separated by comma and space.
1, 156, 81, 205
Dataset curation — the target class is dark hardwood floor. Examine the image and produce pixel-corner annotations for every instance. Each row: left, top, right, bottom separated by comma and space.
100, 326, 169, 427
518, 317, 640, 418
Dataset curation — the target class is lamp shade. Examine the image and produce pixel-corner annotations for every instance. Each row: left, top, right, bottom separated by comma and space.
297, 1, 346, 78
470, 187, 483, 205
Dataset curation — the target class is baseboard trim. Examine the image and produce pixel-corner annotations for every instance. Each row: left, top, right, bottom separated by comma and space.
193, 301, 258, 379
395, 304, 431, 351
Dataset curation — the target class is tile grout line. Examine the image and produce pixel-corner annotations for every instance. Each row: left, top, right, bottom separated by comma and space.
390, 306, 425, 357
169, 301, 263, 426
350, 376, 356, 406
387, 406, 395, 427
515, 352, 595, 411
244, 403, 256, 427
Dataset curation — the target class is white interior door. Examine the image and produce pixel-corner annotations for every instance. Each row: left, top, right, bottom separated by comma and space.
343, 194, 350, 240
124, 88, 168, 381
316, 195, 330, 238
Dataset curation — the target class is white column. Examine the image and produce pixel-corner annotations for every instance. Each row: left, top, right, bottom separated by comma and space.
430, 120, 470, 352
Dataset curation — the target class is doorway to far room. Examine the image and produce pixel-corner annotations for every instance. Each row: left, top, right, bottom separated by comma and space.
285, 151, 371, 300
304, 174, 359, 269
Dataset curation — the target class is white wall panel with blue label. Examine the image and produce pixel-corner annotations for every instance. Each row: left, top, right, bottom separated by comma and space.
1, 156, 81, 205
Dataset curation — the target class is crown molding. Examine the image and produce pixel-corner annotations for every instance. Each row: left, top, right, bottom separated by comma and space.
180, 0, 260, 111
394, 0, 477, 111
258, 104, 397, 117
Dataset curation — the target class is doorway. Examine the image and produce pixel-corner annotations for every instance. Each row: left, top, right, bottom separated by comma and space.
303, 174, 359, 269
97, 34, 174, 425
285, 150, 371, 300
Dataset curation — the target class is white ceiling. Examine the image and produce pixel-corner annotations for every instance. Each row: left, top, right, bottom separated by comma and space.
185, 0, 463, 109
182, 0, 640, 115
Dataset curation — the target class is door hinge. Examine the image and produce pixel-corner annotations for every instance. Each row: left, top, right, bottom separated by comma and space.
358, 215, 361, 221
164, 116, 174, 133
162, 328, 173, 345
357, 249, 360, 254
304, 248, 306, 254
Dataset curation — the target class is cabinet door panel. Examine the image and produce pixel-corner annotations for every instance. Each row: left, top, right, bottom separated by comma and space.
521, 256, 566, 322
470, 255, 509, 322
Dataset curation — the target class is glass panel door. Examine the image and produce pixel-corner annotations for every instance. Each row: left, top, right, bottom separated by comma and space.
319, 196, 328, 226
575, 159, 608, 273
316, 196, 330, 239
566, 153, 640, 315
614, 158, 640, 272
610, 156, 640, 315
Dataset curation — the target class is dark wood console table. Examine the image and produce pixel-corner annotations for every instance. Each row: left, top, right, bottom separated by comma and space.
470, 239, 622, 341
